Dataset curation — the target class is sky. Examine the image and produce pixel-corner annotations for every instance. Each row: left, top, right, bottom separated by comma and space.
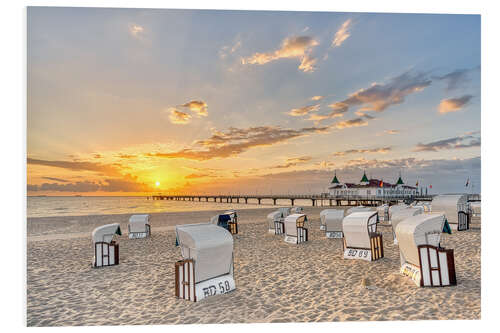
27, 7, 481, 196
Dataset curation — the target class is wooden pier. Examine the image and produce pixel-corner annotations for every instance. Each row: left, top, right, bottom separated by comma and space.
148, 194, 435, 206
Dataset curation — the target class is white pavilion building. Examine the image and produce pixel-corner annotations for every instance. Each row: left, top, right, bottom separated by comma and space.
328, 171, 418, 198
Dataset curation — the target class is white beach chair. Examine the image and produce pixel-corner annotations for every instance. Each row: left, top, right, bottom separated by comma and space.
128, 214, 151, 239
323, 209, 345, 238
290, 206, 304, 214
376, 204, 389, 222
320, 209, 338, 231
396, 213, 456, 287
174, 223, 235, 302
92, 223, 122, 267
284, 213, 308, 244
342, 211, 383, 261
390, 207, 423, 244
267, 207, 291, 235
432, 194, 470, 231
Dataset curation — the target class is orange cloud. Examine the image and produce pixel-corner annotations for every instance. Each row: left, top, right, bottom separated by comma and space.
332, 19, 352, 47
168, 108, 192, 124
438, 95, 473, 114
288, 104, 320, 116
242, 36, 319, 72
181, 100, 208, 117
333, 146, 392, 157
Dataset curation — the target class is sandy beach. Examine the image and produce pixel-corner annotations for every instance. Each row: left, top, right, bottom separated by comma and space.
27, 207, 481, 326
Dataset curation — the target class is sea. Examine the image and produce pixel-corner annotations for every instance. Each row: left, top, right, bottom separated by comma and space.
27, 196, 315, 218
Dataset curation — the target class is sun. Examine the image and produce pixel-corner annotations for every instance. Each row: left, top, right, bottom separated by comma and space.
155, 181, 160, 187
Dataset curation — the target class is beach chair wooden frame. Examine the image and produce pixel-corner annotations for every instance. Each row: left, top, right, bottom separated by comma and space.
175, 257, 236, 302
128, 223, 151, 239
457, 211, 470, 231
228, 221, 238, 234
296, 226, 308, 243
93, 241, 119, 267
274, 220, 285, 235
401, 245, 456, 287
175, 259, 197, 301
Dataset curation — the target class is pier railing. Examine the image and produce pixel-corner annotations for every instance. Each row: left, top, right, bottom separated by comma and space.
149, 193, 435, 206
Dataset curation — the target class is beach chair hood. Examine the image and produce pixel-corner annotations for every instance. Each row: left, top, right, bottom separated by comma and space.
343, 211, 378, 248
323, 209, 344, 232
346, 206, 373, 215
390, 207, 423, 231
92, 223, 122, 244
175, 223, 233, 283
431, 194, 468, 223
395, 213, 445, 266
320, 209, 339, 224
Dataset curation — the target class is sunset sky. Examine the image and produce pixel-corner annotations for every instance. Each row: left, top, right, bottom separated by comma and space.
27, 7, 481, 195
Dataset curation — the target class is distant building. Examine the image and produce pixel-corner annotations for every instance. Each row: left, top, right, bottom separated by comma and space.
328, 171, 418, 198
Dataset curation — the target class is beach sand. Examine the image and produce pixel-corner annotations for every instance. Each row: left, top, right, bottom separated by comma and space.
27, 207, 481, 326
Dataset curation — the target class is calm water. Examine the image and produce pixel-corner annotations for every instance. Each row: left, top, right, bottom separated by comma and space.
27, 196, 310, 218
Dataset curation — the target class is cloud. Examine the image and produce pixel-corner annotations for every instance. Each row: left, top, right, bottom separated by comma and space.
181, 100, 208, 117
310, 95, 324, 101
382, 129, 399, 135
438, 95, 473, 114
147, 125, 330, 161
168, 108, 192, 124
28, 175, 153, 193
27, 157, 122, 176
242, 36, 319, 72
219, 40, 242, 59
433, 67, 479, 91
323, 71, 431, 118
41, 176, 70, 183
116, 154, 137, 159
271, 156, 312, 169
333, 146, 392, 157
129, 24, 144, 37
254, 156, 480, 193
414, 134, 481, 152
184, 173, 212, 179
298, 55, 317, 72
307, 112, 344, 122
288, 104, 320, 116
332, 117, 369, 129
332, 19, 352, 47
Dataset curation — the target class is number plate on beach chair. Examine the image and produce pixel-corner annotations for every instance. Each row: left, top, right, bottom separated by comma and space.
326, 231, 343, 239
343, 248, 372, 261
